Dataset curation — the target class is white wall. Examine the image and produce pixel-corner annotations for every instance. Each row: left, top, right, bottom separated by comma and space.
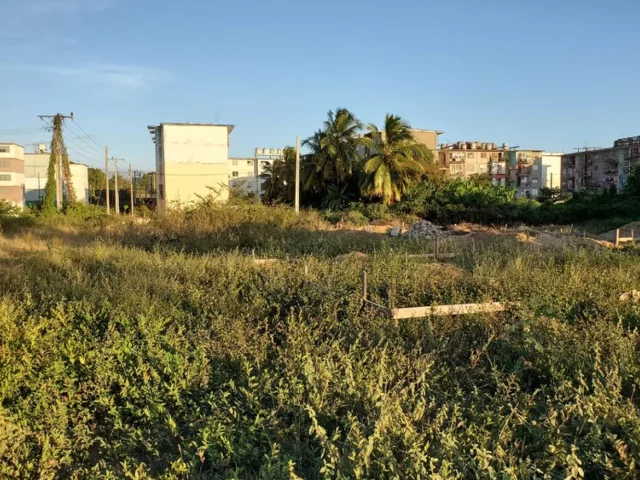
23, 153, 89, 203
163, 125, 229, 165
0, 144, 25, 159
69, 164, 89, 203
157, 125, 231, 210
539, 154, 562, 189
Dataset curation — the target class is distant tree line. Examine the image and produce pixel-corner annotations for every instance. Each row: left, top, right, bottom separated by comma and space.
262, 108, 441, 207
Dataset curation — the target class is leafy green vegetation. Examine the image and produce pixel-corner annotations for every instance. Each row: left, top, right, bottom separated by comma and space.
1, 204, 639, 478
360, 114, 433, 205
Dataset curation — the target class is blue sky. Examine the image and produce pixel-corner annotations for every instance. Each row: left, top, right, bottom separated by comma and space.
1, 0, 638, 171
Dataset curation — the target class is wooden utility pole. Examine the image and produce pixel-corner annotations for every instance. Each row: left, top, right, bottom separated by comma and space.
113, 157, 120, 215
105, 146, 110, 214
38, 113, 73, 210
295, 136, 300, 214
129, 163, 134, 216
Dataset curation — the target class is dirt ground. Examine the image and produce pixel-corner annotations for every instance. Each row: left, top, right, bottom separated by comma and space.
598, 222, 640, 243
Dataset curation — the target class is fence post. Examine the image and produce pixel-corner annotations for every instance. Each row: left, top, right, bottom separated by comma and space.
616, 229, 620, 247
435, 237, 439, 260
362, 271, 368, 302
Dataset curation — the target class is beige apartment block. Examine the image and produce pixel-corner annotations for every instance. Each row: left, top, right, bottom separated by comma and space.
149, 123, 233, 211
0, 143, 25, 208
438, 141, 507, 181
410, 129, 444, 153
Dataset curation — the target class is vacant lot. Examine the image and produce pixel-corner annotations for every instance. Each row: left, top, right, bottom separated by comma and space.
1, 206, 639, 479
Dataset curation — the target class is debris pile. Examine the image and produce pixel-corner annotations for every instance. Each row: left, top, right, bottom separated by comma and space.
405, 220, 450, 238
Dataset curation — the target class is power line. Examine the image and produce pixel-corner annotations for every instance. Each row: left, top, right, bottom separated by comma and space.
71, 118, 104, 151
64, 123, 104, 156
0, 126, 44, 131
0, 131, 49, 136
64, 137, 104, 163
65, 146, 103, 168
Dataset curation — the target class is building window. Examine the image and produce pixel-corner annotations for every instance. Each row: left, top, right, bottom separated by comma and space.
0, 174, 11, 181
0, 160, 9, 168
479, 164, 487, 171
533, 165, 539, 171
0, 146, 9, 153
481, 153, 487, 159
232, 171, 239, 177
467, 153, 473, 158
467, 164, 476, 172
232, 160, 238, 166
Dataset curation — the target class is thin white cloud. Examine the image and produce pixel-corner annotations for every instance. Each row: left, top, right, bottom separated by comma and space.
25, 0, 113, 13
11, 63, 173, 89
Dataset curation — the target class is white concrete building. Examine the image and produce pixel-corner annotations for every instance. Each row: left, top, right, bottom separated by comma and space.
516, 153, 562, 198
148, 123, 233, 212
0, 143, 25, 208
24, 147, 89, 204
228, 157, 257, 195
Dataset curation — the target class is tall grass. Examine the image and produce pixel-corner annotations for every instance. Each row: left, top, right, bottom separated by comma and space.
0, 205, 639, 478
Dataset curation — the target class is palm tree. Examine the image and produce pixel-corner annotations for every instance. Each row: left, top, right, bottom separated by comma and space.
301, 130, 327, 193
262, 147, 297, 204
360, 114, 433, 205
302, 108, 363, 189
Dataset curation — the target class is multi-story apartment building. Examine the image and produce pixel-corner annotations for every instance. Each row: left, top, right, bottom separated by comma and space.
0, 143, 25, 209
148, 123, 233, 212
438, 141, 508, 182
410, 129, 444, 154
513, 153, 562, 198
561, 136, 640, 194
24, 145, 89, 205
228, 157, 257, 195
359, 128, 443, 160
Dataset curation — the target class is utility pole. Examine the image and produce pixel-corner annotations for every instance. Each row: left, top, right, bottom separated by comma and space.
105, 146, 110, 214
38, 113, 73, 210
295, 136, 300, 214
129, 163, 134, 216
113, 157, 120, 215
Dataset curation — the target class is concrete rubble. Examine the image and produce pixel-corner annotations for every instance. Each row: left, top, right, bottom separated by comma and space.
405, 220, 451, 238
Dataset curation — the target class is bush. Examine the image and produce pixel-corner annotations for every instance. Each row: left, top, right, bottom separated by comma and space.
344, 209, 369, 227
0, 199, 19, 217
363, 203, 392, 222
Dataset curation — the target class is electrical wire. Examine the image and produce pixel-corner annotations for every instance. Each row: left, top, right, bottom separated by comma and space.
64, 138, 103, 163
64, 123, 104, 156
65, 146, 103, 169
70, 119, 104, 151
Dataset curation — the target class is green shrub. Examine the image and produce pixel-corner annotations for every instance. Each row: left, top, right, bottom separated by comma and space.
344, 209, 369, 227
0, 199, 19, 217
